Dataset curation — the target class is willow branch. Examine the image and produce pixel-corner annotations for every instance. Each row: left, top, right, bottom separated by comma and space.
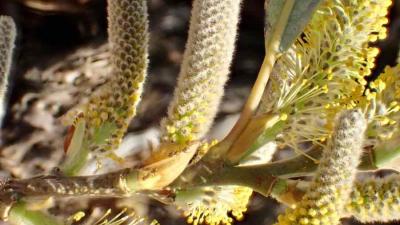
0, 140, 397, 202
0, 168, 139, 204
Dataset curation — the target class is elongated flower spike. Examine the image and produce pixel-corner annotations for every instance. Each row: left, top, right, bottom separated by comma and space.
0, 16, 16, 127
62, 0, 149, 175
160, 0, 241, 145
275, 109, 367, 225
152, 0, 244, 209
89, 0, 148, 154
257, 0, 391, 153
346, 174, 400, 223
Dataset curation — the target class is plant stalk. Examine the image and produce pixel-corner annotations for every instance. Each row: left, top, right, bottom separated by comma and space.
0, 142, 395, 201
220, 0, 295, 164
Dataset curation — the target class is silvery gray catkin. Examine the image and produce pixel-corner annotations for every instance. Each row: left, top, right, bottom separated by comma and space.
275, 109, 367, 225
78, 0, 149, 153
161, 0, 242, 144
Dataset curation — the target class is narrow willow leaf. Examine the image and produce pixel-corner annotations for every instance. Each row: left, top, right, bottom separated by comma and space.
62, 116, 87, 176
265, 0, 322, 52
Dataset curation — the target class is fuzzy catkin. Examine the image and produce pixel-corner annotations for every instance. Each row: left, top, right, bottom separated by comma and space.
161, 0, 241, 144
0, 16, 15, 127
275, 110, 366, 225
346, 174, 400, 223
81, 0, 148, 154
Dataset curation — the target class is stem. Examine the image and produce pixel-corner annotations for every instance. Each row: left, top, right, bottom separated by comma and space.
0, 168, 139, 201
0, 142, 398, 201
223, 55, 276, 145
173, 160, 277, 196
176, 144, 386, 197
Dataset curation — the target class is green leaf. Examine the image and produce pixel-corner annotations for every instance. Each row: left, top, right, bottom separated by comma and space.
372, 137, 400, 169
265, 0, 322, 52
61, 118, 88, 176
8, 202, 62, 225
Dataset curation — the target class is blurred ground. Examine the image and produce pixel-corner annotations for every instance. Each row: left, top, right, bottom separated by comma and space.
0, 0, 399, 225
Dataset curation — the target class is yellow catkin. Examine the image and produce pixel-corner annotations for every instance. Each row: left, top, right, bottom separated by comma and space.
366, 64, 400, 143
258, 0, 391, 152
180, 186, 252, 225
275, 110, 367, 225
0, 16, 16, 125
160, 0, 242, 144
346, 174, 400, 223
67, 0, 149, 158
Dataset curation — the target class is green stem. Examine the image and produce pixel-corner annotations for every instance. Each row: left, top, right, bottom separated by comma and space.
1, 141, 399, 201
175, 144, 387, 197
0, 168, 139, 202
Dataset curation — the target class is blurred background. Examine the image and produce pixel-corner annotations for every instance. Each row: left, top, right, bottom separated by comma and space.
0, 0, 399, 224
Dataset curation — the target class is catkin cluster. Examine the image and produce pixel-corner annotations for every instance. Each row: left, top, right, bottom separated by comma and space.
0, 16, 16, 125
276, 110, 366, 225
161, 0, 241, 144
79, 0, 148, 156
